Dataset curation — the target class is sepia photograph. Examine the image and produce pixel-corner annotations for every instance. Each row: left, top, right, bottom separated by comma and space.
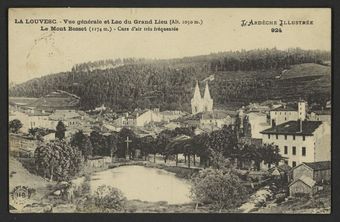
7, 8, 331, 214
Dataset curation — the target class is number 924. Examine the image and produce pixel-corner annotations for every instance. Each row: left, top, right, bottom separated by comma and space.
271, 28, 282, 33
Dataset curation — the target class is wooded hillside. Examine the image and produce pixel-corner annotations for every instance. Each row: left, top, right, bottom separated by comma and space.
9, 48, 331, 111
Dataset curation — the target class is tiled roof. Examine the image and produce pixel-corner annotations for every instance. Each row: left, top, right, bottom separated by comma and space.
303, 161, 331, 171
201, 110, 231, 120
289, 175, 316, 188
129, 109, 150, 118
260, 120, 322, 135
313, 109, 331, 115
49, 111, 80, 120
268, 164, 292, 174
272, 104, 297, 111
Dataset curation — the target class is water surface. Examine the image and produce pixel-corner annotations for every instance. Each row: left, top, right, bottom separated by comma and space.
90, 165, 192, 204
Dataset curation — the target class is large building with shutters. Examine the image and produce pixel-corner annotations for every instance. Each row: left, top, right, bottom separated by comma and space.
260, 120, 331, 167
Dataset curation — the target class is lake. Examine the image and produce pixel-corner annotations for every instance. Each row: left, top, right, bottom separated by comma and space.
89, 165, 192, 204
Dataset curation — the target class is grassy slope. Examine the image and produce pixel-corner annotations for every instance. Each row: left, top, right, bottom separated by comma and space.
281, 63, 330, 80
9, 157, 55, 200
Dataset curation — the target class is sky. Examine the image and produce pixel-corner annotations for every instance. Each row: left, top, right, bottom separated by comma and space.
9, 8, 331, 84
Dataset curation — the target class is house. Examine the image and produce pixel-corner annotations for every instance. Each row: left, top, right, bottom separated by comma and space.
200, 110, 235, 130
291, 161, 331, 184
9, 110, 53, 133
260, 100, 285, 110
308, 109, 331, 124
114, 109, 163, 127
160, 110, 187, 122
94, 104, 107, 112
243, 112, 270, 139
245, 102, 271, 112
269, 101, 307, 127
42, 133, 56, 142
261, 120, 331, 167
268, 164, 292, 182
49, 110, 82, 127
288, 175, 316, 196
176, 109, 237, 132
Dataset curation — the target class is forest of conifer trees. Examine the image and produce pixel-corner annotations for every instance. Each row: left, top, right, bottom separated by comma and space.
9, 48, 331, 111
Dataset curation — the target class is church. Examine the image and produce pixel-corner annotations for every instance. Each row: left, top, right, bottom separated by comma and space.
191, 81, 213, 114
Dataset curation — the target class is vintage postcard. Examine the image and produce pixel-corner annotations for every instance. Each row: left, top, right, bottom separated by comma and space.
8, 8, 331, 213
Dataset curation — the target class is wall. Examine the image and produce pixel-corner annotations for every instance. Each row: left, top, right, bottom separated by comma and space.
313, 169, 331, 183
293, 165, 313, 181
289, 181, 312, 196
314, 123, 331, 162
262, 133, 315, 167
270, 110, 298, 126
247, 113, 270, 139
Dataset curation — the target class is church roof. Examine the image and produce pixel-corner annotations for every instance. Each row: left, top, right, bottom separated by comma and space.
192, 81, 202, 100
203, 81, 212, 100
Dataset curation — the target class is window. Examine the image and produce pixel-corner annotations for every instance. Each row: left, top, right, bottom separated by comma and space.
293, 135, 296, 140
302, 147, 306, 156
284, 135, 287, 140
292, 161, 297, 167
292, 146, 296, 155
284, 160, 289, 165
276, 134, 278, 139
303, 135, 305, 141
268, 134, 270, 139
284, 146, 288, 154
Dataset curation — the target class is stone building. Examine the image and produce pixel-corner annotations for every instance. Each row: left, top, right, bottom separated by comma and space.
261, 120, 331, 167
291, 161, 331, 183
191, 81, 213, 114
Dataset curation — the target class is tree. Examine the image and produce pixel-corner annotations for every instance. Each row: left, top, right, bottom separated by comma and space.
260, 143, 282, 168
93, 185, 126, 212
70, 130, 93, 160
90, 131, 107, 156
34, 140, 82, 181
140, 135, 155, 161
9, 119, 23, 133
190, 168, 247, 212
208, 125, 238, 158
156, 129, 176, 163
106, 132, 119, 158
193, 133, 211, 167
55, 121, 66, 140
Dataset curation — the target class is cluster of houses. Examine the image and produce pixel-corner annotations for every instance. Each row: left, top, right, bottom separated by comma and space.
9, 80, 331, 197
